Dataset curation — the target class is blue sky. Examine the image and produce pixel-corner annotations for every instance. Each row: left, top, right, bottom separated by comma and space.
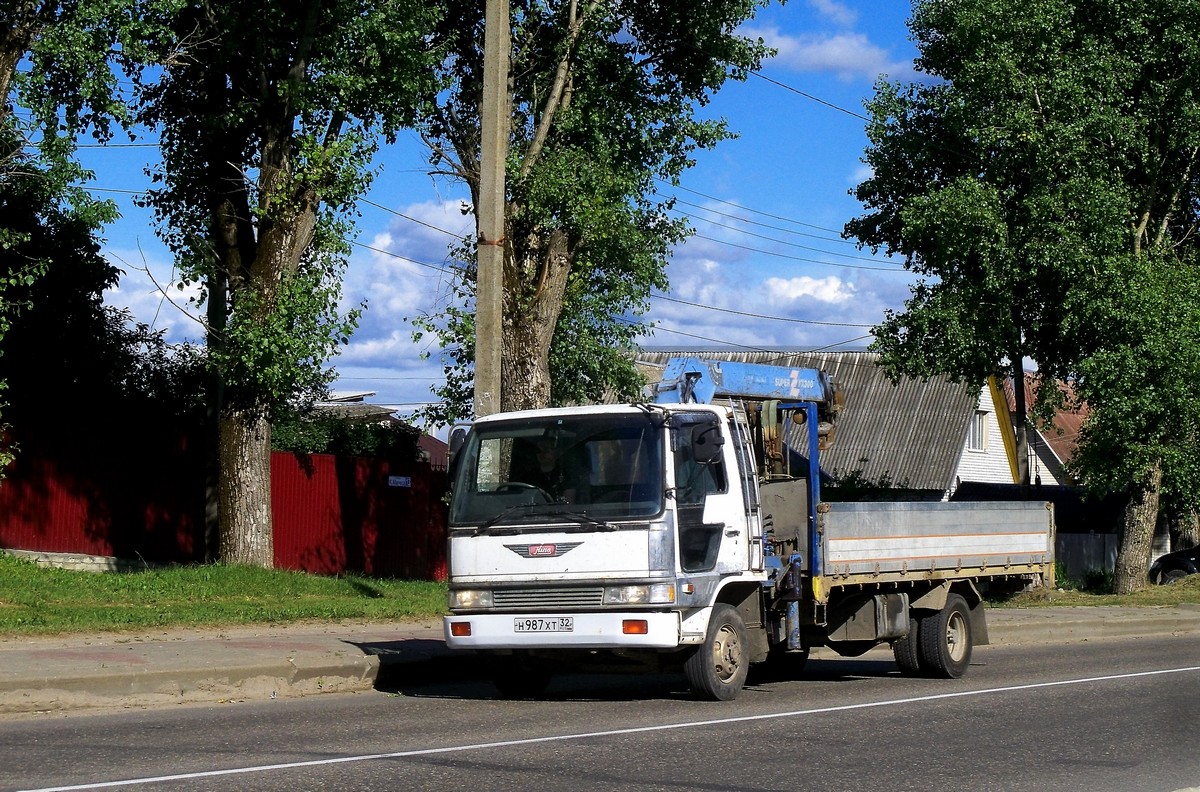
94, 0, 923, 428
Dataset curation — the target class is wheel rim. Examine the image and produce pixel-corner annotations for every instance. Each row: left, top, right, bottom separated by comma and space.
945, 610, 968, 663
711, 622, 743, 683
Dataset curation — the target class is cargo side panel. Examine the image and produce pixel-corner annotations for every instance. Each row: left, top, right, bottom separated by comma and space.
820, 501, 1054, 577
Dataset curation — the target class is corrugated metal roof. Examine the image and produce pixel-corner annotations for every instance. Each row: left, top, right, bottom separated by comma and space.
637, 350, 980, 493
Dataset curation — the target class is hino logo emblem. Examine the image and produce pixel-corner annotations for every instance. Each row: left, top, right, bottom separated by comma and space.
505, 542, 582, 559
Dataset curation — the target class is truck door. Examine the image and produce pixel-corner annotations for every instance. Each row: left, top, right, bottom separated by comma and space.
672, 414, 748, 576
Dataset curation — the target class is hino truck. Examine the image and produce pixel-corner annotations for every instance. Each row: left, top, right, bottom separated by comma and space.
443, 357, 1055, 700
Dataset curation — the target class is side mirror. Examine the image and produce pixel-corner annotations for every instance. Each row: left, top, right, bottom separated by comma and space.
449, 426, 468, 456
691, 423, 725, 463
448, 425, 469, 471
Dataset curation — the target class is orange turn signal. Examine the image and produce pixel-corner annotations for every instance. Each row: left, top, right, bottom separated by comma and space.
622, 619, 649, 635
449, 622, 472, 637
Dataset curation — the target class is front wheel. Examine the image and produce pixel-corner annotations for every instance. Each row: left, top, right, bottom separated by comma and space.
684, 604, 750, 701
917, 594, 973, 678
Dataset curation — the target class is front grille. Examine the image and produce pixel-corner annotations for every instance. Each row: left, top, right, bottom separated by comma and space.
493, 587, 605, 608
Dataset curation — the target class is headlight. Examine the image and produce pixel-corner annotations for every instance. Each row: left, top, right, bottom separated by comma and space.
603, 583, 675, 605
448, 589, 493, 609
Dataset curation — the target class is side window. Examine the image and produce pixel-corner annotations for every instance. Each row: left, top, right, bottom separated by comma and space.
673, 421, 728, 504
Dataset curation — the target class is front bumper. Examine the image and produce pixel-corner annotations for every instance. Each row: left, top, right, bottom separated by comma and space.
444, 611, 681, 650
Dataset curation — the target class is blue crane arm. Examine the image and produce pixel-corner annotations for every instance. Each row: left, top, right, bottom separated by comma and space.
653, 357, 835, 405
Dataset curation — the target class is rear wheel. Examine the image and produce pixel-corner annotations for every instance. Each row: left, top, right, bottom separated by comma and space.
684, 604, 750, 700
917, 594, 972, 679
1161, 568, 1189, 585
892, 616, 922, 676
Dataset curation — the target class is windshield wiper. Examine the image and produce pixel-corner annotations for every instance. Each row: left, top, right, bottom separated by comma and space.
541, 509, 617, 532
476, 505, 618, 535
475, 504, 535, 535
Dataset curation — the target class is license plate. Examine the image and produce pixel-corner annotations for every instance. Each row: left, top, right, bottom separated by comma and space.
513, 616, 574, 633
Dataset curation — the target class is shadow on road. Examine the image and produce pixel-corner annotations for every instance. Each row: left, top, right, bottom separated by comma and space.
356, 637, 905, 703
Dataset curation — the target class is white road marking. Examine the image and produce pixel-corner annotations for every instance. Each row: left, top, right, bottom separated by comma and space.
21, 664, 1200, 792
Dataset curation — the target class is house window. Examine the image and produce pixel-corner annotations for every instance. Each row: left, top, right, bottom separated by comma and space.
968, 411, 988, 452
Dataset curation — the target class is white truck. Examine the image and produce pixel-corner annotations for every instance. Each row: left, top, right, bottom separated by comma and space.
443, 357, 1055, 700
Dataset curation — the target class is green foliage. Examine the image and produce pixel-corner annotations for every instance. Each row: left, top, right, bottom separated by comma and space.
1067, 255, 1200, 510
272, 413, 421, 458
415, 0, 772, 421
0, 553, 447, 636
127, 0, 441, 419
847, 0, 1200, 510
0, 110, 126, 478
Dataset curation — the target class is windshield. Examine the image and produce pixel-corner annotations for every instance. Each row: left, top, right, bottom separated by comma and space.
449, 413, 665, 527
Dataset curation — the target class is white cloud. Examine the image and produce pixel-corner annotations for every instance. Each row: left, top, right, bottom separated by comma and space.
104, 247, 205, 343
808, 0, 857, 27
765, 274, 855, 304
748, 26, 917, 82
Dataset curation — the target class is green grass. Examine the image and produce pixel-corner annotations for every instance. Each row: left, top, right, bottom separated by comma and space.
992, 571, 1200, 608
0, 554, 448, 637
5, 553, 1200, 637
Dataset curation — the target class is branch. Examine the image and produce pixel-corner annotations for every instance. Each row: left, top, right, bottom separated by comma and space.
1154, 145, 1199, 249
421, 132, 469, 180
518, 0, 598, 181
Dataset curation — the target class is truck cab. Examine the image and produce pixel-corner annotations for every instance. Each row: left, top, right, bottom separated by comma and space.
444, 402, 768, 697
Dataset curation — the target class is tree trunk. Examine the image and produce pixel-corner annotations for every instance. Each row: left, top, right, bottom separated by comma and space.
217, 404, 274, 567
0, 2, 40, 122
501, 228, 572, 411
1168, 508, 1200, 551
1113, 460, 1162, 594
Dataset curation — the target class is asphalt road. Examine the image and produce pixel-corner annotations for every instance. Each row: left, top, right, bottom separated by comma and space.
4, 634, 1200, 792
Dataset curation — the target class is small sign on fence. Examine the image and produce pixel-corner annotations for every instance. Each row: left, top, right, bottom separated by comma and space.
388, 476, 413, 488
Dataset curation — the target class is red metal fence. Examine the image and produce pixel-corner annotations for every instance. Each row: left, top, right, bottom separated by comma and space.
272, 452, 447, 580
0, 428, 447, 580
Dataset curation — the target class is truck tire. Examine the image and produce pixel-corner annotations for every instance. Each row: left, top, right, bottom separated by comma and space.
892, 616, 922, 676
917, 594, 972, 678
684, 604, 750, 701
490, 652, 553, 699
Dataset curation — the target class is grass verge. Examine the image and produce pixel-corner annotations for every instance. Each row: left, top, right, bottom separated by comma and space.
4, 553, 1200, 637
992, 573, 1200, 608
0, 553, 447, 637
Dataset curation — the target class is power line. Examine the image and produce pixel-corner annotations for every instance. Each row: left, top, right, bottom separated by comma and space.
360, 197, 469, 239
664, 206, 896, 265
650, 292, 874, 327
749, 71, 870, 122
352, 240, 458, 275
658, 192, 855, 245
688, 232, 904, 273
662, 182, 845, 234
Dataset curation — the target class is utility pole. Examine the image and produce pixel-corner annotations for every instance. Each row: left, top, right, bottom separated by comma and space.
474, 0, 509, 417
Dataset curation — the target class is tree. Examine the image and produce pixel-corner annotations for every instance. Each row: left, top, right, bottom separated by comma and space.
845, 0, 1200, 592
1, 1, 129, 478
123, 0, 440, 566
415, 0, 773, 417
